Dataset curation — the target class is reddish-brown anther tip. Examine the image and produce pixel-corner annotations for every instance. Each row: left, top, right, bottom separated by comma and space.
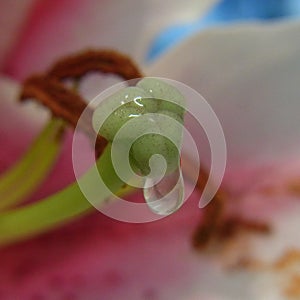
19, 49, 144, 156
47, 49, 143, 81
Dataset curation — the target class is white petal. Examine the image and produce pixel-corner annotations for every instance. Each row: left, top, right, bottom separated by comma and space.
146, 21, 300, 169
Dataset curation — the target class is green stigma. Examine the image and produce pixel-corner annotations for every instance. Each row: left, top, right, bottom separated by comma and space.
92, 78, 185, 176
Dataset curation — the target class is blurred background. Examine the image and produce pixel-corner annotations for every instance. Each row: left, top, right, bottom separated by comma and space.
147, 0, 300, 61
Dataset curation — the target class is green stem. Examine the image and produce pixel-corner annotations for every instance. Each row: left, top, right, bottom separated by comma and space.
0, 118, 64, 210
0, 144, 125, 246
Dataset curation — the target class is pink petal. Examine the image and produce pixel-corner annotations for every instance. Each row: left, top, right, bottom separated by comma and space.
0, 189, 206, 300
4, 0, 218, 80
0, 0, 36, 68
1, 169, 300, 299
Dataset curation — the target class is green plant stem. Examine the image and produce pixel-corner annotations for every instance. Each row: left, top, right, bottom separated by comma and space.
0, 118, 65, 211
0, 144, 126, 246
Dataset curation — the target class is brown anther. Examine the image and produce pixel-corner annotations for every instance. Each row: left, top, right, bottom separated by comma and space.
192, 167, 270, 250
20, 49, 144, 156
192, 192, 225, 249
217, 217, 271, 240
48, 49, 143, 81
287, 180, 300, 196
20, 75, 91, 128
20, 75, 108, 155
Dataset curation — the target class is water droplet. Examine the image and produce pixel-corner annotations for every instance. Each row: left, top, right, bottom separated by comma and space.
143, 168, 184, 215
